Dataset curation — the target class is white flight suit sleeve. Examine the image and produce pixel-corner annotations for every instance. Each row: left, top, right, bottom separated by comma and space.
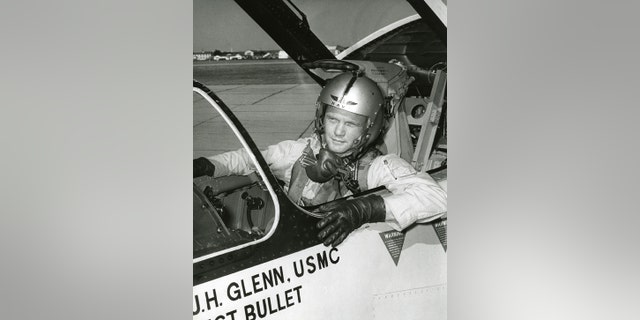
206, 139, 308, 186
367, 154, 447, 231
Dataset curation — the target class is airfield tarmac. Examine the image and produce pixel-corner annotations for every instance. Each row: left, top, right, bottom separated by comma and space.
193, 60, 321, 157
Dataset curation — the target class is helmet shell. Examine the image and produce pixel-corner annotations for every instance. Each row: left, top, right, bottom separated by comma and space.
315, 72, 386, 156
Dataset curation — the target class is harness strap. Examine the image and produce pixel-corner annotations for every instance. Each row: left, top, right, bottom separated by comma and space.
288, 156, 343, 206
288, 148, 382, 206
351, 148, 382, 193
287, 160, 308, 204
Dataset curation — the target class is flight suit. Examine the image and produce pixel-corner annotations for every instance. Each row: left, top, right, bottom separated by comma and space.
206, 135, 447, 231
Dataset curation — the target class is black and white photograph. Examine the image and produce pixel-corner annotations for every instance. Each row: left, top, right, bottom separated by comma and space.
7, 1, 640, 319
193, 0, 448, 318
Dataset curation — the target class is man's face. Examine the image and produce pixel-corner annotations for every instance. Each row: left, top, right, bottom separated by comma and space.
322, 106, 367, 156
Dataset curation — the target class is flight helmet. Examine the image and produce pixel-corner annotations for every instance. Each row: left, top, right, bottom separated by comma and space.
314, 72, 387, 159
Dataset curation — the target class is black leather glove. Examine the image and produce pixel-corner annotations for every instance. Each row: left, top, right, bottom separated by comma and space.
316, 195, 386, 247
193, 157, 216, 178
303, 148, 341, 183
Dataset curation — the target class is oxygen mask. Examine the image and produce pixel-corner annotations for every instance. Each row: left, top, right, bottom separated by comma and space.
299, 147, 349, 183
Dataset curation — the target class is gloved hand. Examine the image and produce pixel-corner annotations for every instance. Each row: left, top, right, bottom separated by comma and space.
303, 148, 341, 183
193, 157, 216, 178
316, 195, 386, 247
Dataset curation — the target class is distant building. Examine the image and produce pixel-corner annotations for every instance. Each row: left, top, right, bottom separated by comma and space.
194, 52, 212, 61
277, 50, 289, 59
271, 46, 343, 60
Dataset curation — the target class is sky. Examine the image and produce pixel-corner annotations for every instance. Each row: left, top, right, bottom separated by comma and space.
193, 0, 423, 52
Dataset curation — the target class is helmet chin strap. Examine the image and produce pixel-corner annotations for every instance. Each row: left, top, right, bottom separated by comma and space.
343, 131, 372, 162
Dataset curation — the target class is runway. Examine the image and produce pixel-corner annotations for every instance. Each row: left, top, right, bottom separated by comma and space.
193, 60, 321, 157
194, 60, 317, 85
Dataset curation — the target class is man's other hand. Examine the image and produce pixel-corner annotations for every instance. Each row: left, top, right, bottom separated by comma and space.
193, 157, 215, 178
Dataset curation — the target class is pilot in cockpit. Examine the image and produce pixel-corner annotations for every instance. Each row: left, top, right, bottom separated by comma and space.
194, 72, 446, 247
